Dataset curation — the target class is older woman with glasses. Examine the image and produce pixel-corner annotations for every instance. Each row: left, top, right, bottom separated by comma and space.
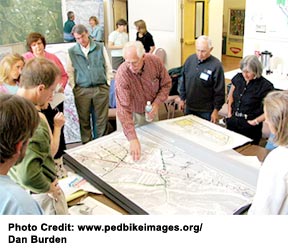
226, 55, 274, 145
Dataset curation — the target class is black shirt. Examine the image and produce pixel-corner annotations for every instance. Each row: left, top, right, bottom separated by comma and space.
231, 73, 274, 118
136, 32, 155, 53
180, 54, 225, 112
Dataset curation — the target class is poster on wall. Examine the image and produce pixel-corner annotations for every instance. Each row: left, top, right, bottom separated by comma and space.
64, 0, 104, 31
226, 9, 245, 57
0, 0, 63, 44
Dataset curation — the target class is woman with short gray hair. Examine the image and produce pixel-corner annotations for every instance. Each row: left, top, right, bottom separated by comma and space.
226, 55, 274, 144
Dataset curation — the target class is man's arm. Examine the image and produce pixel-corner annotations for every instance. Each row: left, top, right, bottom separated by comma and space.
10, 144, 53, 194
103, 46, 113, 85
115, 69, 137, 141
115, 70, 141, 161
67, 53, 75, 88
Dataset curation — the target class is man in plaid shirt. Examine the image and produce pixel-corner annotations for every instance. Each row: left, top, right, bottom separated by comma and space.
115, 41, 171, 161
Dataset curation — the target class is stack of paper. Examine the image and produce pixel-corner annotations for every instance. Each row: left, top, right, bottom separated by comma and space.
58, 172, 102, 202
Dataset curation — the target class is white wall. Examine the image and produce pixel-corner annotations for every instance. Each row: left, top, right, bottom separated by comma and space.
244, 0, 288, 74
208, 0, 224, 60
127, 0, 182, 69
103, 0, 223, 69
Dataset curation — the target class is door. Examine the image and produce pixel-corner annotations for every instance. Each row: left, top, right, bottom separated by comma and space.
113, 0, 128, 28
181, 0, 209, 64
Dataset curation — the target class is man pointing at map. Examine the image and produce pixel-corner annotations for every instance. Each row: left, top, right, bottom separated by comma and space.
115, 41, 171, 161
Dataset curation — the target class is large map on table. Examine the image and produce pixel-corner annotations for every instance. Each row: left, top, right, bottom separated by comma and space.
66, 129, 255, 215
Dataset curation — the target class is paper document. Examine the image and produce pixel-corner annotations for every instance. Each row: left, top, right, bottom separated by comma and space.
50, 92, 65, 109
58, 172, 102, 202
153, 115, 252, 152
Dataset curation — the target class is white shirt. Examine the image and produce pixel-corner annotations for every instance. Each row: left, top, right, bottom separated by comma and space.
80, 43, 90, 58
108, 30, 128, 57
249, 146, 288, 215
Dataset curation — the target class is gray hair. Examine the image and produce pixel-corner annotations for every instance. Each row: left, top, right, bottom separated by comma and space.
196, 35, 213, 49
20, 57, 60, 89
72, 24, 88, 35
240, 55, 263, 78
123, 41, 145, 58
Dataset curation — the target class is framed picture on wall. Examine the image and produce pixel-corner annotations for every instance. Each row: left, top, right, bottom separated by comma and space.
229, 9, 245, 36
226, 9, 245, 57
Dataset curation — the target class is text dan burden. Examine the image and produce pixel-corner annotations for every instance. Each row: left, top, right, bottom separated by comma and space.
8, 235, 67, 244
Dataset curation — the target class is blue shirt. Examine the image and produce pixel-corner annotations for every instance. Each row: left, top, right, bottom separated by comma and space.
90, 25, 104, 42
3, 83, 18, 94
0, 175, 43, 215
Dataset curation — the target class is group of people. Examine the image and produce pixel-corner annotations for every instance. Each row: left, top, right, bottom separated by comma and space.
63, 11, 104, 43
0, 16, 159, 214
0, 30, 73, 214
108, 18, 155, 70
0, 14, 287, 214
0, 58, 68, 215
63, 10, 155, 71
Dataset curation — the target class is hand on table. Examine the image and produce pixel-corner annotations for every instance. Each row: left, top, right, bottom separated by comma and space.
129, 138, 141, 161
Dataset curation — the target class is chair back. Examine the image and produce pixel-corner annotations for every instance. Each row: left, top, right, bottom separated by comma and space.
154, 48, 166, 64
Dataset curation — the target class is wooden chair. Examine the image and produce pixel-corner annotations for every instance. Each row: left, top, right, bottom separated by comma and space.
164, 95, 181, 119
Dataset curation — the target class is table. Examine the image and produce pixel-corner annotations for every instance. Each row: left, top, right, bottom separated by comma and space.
235, 144, 270, 162
68, 192, 128, 215
64, 116, 264, 215
67, 148, 263, 214
66, 142, 268, 215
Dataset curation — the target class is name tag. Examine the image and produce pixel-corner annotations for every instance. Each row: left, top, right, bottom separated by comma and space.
200, 72, 209, 81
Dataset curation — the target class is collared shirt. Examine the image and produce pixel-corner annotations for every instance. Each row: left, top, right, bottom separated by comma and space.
231, 73, 274, 117
80, 43, 90, 58
115, 53, 172, 140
